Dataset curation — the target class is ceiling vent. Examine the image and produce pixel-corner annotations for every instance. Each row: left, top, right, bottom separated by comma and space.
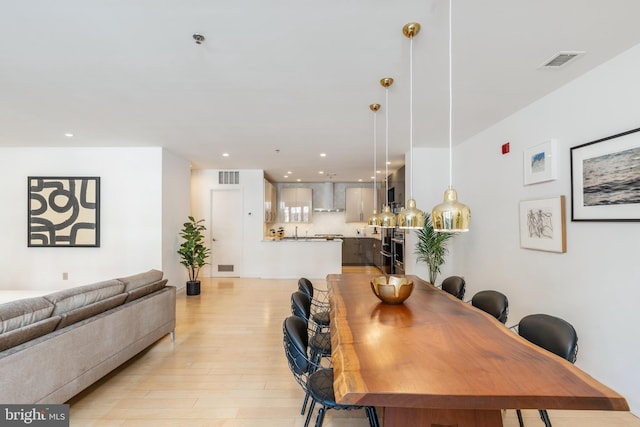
540, 51, 585, 68
218, 171, 240, 185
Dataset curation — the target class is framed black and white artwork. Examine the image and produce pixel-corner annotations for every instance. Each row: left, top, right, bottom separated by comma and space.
570, 127, 640, 221
519, 196, 567, 253
28, 176, 100, 247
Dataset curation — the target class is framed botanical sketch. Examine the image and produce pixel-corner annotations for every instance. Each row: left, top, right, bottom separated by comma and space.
28, 177, 100, 247
519, 196, 566, 253
570, 127, 640, 221
524, 139, 558, 185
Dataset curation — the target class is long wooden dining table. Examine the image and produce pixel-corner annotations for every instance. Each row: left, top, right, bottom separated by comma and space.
327, 274, 629, 427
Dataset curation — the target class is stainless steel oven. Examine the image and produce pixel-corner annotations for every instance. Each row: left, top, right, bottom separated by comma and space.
380, 228, 393, 274
392, 229, 405, 275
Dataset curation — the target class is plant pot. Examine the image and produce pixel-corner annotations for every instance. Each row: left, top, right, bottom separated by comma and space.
186, 280, 201, 296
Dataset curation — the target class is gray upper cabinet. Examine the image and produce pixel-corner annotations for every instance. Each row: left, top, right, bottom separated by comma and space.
264, 179, 277, 223
346, 187, 374, 223
279, 187, 313, 223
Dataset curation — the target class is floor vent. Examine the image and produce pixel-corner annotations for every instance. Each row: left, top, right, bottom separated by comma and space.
218, 171, 240, 185
540, 51, 584, 68
218, 264, 234, 272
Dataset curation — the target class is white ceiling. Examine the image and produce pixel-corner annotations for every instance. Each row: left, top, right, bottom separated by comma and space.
2, 0, 640, 182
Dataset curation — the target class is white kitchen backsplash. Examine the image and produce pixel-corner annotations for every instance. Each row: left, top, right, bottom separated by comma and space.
269, 211, 380, 238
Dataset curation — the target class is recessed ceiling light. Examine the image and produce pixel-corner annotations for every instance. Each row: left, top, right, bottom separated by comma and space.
287, 171, 292, 174
222, 153, 229, 157
320, 153, 327, 157
296, 178, 301, 182
318, 171, 324, 175
284, 175, 289, 178
64, 133, 74, 138
358, 179, 363, 182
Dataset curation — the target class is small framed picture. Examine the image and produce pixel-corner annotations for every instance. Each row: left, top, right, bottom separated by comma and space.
570, 127, 640, 221
523, 139, 558, 185
519, 196, 566, 253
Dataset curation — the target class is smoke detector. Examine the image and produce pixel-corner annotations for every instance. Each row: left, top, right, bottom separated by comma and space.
192, 33, 205, 44
539, 51, 585, 68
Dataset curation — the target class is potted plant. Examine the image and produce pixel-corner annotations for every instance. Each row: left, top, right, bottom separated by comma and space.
415, 213, 456, 285
177, 216, 211, 296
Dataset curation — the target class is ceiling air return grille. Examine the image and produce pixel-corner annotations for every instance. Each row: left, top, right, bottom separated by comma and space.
540, 51, 585, 68
218, 171, 240, 185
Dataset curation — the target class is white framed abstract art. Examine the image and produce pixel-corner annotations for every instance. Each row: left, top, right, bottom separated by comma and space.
519, 196, 566, 253
523, 139, 558, 185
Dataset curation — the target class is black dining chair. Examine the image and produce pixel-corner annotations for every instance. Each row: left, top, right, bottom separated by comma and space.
291, 291, 333, 415
283, 315, 379, 427
441, 275, 466, 300
515, 314, 579, 427
471, 290, 509, 324
290, 291, 332, 365
297, 278, 331, 328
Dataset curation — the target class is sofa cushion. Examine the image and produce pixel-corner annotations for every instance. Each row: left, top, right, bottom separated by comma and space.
0, 316, 60, 352
45, 280, 125, 316
56, 294, 128, 329
0, 297, 54, 334
124, 279, 168, 303
118, 269, 164, 292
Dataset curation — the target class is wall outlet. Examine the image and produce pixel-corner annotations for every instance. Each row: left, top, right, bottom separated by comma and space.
62, 272, 68, 280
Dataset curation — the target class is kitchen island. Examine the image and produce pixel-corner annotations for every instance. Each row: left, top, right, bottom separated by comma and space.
259, 238, 342, 279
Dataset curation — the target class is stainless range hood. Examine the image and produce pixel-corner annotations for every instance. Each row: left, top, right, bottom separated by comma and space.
313, 182, 344, 212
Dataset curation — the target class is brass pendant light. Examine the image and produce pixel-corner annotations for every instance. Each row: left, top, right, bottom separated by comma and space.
378, 77, 397, 228
432, 0, 471, 232
367, 103, 382, 227
397, 22, 426, 229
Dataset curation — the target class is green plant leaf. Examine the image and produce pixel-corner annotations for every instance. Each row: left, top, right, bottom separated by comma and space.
177, 216, 211, 281
414, 213, 456, 284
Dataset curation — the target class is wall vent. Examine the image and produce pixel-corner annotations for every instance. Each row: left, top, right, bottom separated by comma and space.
218, 171, 240, 185
217, 264, 234, 272
540, 51, 585, 68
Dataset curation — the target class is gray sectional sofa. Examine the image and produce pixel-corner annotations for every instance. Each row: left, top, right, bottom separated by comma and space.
0, 269, 176, 404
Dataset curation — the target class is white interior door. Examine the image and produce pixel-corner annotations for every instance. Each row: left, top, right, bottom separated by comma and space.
210, 189, 242, 277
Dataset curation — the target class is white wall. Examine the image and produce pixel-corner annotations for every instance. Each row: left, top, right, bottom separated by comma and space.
161, 148, 191, 289
415, 44, 640, 413
0, 147, 187, 290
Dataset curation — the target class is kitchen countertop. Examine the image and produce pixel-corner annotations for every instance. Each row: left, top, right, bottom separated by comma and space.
263, 237, 343, 242
258, 236, 342, 279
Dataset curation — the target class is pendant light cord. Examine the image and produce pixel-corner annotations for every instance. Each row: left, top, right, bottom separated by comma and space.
448, 0, 453, 187
409, 36, 414, 200
385, 87, 390, 206
373, 110, 377, 210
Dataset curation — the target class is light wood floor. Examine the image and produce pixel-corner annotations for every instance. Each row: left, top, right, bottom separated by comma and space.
68, 269, 640, 426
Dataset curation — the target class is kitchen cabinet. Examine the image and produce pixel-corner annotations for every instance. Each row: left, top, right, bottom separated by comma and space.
342, 238, 374, 266
264, 179, 277, 223
346, 187, 374, 223
279, 187, 312, 223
